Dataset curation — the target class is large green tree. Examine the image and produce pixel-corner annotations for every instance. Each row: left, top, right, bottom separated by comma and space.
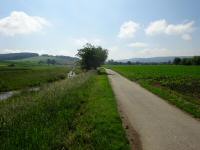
76, 43, 108, 70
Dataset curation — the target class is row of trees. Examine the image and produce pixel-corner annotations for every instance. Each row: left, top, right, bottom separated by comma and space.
106, 60, 172, 65
173, 56, 200, 65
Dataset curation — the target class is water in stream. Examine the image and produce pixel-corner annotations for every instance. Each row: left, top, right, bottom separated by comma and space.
0, 87, 40, 101
0, 91, 17, 101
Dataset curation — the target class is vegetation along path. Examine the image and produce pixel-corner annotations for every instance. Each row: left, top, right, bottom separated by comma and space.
106, 69, 200, 150
0, 71, 129, 150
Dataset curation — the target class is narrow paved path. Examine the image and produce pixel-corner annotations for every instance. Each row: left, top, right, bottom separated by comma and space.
106, 69, 200, 150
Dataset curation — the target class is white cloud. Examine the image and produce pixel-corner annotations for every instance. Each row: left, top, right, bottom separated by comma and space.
145, 20, 168, 35
145, 19, 195, 40
0, 11, 50, 36
118, 21, 140, 39
165, 21, 194, 35
128, 42, 148, 48
74, 38, 101, 46
181, 34, 192, 41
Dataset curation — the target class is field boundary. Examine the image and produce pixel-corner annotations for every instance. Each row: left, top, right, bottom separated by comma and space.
107, 67, 200, 118
106, 70, 142, 150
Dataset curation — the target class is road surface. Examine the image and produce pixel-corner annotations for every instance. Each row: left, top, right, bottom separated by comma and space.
106, 69, 200, 150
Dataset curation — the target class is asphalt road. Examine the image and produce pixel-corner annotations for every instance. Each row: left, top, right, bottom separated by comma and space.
106, 69, 200, 150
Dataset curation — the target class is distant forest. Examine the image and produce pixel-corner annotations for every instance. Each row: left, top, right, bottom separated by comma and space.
107, 56, 200, 65
173, 56, 200, 65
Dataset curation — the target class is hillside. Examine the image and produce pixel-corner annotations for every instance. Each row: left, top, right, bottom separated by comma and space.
16, 55, 79, 65
0, 53, 39, 61
0, 53, 79, 65
119, 56, 192, 63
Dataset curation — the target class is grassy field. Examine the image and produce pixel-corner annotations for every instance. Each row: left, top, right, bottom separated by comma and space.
0, 60, 42, 67
0, 71, 129, 149
107, 65, 200, 118
0, 66, 69, 92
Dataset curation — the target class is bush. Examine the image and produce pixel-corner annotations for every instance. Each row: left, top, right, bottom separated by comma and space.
97, 67, 107, 75
8, 63, 15, 67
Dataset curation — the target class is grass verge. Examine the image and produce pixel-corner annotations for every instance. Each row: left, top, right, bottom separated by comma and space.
0, 71, 129, 149
140, 81, 200, 118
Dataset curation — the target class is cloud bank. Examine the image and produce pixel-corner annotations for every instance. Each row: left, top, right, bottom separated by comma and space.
0, 11, 49, 36
145, 19, 194, 40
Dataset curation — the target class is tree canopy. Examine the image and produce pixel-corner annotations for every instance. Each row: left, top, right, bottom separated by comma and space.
76, 43, 108, 70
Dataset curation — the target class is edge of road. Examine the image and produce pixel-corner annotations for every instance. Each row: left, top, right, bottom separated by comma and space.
106, 69, 143, 150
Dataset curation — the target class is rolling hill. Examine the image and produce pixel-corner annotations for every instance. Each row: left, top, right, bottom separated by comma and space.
0, 53, 79, 65
0, 53, 38, 61
16, 55, 79, 65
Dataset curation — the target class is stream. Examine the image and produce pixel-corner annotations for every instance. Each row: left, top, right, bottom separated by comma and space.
0, 71, 76, 101
0, 87, 40, 101
0, 91, 17, 101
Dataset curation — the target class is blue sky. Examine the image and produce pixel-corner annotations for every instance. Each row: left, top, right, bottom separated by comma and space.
0, 0, 199, 59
